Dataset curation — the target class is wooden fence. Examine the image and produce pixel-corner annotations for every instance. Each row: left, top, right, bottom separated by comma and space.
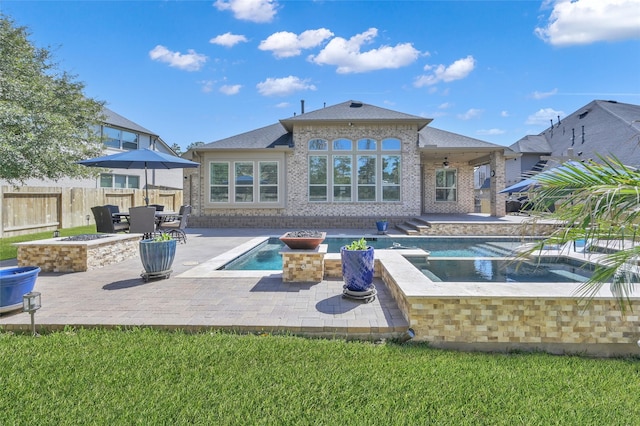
0, 186, 183, 238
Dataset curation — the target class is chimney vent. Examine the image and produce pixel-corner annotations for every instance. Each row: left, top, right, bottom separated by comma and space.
301, 100, 305, 114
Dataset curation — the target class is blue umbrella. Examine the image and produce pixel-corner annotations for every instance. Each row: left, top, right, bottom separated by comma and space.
78, 148, 199, 205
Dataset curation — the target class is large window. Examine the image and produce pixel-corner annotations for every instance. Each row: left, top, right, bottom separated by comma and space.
308, 137, 401, 202
100, 174, 139, 189
102, 126, 138, 150
436, 168, 457, 201
209, 161, 279, 204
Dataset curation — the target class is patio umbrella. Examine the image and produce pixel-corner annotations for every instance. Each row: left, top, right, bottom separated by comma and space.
78, 148, 199, 205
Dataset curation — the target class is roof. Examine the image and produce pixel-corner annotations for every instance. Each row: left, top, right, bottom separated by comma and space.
102, 107, 157, 136
510, 135, 551, 154
419, 126, 509, 150
279, 100, 432, 131
512, 100, 640, 165
200, 123, 293, 150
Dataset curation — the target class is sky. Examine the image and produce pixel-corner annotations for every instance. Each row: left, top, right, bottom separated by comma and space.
3, 0, 640, 151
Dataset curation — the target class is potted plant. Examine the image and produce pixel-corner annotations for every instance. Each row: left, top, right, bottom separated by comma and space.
340, 237, 375, 292
279, 230, 326, 250
375, 219, 389, 234
0, 266, 41, 313
139, 233, 177, 281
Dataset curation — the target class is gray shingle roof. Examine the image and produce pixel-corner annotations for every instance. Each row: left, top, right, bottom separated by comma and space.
418, 126, 506, 150
280, 100, 431, 131
510, 135, 551, 154
511, 100, 640, 165
102, 107, 157, 136
201, 123, 292, 150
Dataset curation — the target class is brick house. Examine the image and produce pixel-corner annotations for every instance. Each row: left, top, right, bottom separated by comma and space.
184, 100, 516, 229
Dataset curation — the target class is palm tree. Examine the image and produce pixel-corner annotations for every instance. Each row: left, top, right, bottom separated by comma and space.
522, 156, 640, 311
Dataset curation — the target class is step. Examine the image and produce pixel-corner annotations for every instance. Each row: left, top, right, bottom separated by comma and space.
395, 223, 418, 235
406, 220, 430, 232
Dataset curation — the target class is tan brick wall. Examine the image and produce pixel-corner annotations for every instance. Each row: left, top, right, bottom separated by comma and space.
422, 160, 476, 214
407, 297, 639, 346
281, 247, 326, 282
16, 235, 140, 272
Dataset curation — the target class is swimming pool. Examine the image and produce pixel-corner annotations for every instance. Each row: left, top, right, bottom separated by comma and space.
407, 257, 594, 283
220, 236, 533, 271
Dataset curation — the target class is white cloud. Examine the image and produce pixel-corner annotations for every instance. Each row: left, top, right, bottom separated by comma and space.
457, 108, 483, 120
256, 76, 316, 96
259, 29, 334, 58
149, 45, 207, 71
414, 55, 476, 87
220, 84, 242, 95
275, 102, 290, 108
525, 107, 565, 126
477, 128, 506, 136
308, 28, 420, 73
531, 88, 558, 99
214, 0, 278, 23
500, 111, 510, 117
210, 32, 248, 47
535, 0, 640, 46
200, 80, 215, 93
438, 102, 454, 109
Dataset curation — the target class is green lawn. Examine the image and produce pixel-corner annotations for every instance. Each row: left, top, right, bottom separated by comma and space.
1, 328, 638, 425
0, 225, 96, 261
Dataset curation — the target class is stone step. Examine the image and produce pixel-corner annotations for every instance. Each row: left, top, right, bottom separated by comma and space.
406, 220, 430, 233
395, 223, 418, 235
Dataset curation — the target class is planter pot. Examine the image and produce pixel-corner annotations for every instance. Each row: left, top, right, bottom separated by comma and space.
279, 231, 326, 250
340, 246, 375, 292
139, 238, 177, 274
0, 266, 40, 313
376, 221, 389, 234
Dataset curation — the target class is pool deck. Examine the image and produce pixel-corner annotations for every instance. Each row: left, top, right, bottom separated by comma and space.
0, 214, 532, 337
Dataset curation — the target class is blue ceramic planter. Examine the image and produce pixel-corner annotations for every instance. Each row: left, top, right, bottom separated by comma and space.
139, 239, 177, 274
0, 266, 40, 313
340, 246, 375, 292
376, 221, 389, 233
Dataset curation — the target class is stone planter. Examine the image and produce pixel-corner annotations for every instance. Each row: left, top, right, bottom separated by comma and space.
279, 231, 326, 250
340, 246, 375, 292
0, 266, 41, 313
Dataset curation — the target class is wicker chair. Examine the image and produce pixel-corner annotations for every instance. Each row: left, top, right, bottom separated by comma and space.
91, 206, 129, 233
158, 205, 191, 243
128, 206, 157, 239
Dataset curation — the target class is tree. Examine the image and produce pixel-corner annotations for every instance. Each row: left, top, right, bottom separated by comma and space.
169, 143, 182, 156
0, 15, 105, 183
186, 141, 205, 152
522, 156, 640, 311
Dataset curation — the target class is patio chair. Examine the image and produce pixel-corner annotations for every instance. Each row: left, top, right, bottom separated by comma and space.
91, 206, 129, 233
104, 204, 122, 223
158, 205, 191, 243
128, 206, 157, 239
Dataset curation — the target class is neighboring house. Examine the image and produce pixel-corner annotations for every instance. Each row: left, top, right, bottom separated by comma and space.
0, 107, 184, 236
505, 100, 640, 187
184, 100, 516, 228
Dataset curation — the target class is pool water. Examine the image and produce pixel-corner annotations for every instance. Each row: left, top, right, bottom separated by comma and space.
221, 237, 531, 271
407, 257, 595, 283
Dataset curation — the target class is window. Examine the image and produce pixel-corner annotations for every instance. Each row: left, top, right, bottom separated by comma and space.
210, 162, 229, 202
436, 168, 457, 201
209, 160, 280, 205
259, 162, 278, 202
308, 137, 401, 202
100, 174, 139, 188
309, 156, 328, 202
102, 126, 138, 150
333, 156, 352, 201
235, 162, 254, 202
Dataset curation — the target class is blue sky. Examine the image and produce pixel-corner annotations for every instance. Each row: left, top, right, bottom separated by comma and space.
3, 0, 640, 151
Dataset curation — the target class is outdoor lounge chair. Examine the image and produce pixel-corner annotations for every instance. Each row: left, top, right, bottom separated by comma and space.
128, 206, 157, 239
158, 205, 191, 243
91, 206, 129, 233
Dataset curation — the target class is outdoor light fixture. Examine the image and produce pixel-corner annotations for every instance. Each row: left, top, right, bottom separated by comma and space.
22, 292, 41, 336
53, 230, 60, 238
442, 158, 450, 168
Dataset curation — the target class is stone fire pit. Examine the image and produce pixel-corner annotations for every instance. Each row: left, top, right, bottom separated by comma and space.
15, 233, 140, 272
